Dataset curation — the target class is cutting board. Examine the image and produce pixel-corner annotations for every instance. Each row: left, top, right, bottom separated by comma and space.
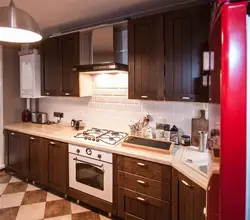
191, 110, 209, 146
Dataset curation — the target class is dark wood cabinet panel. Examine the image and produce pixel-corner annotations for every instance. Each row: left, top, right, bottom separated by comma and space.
118, 171, 171, 202
41, 33, 80, 97
26, 135, 44, 183
4, 131, 25, 176
128, 15, 164, 101
118, 188, 171, 220
61, 33, 80, 96
172, 169, 206, 220
41, 37, 61, 96
45, 139, 68, 194
165, 5, 211, 102
117, 155, 171, 183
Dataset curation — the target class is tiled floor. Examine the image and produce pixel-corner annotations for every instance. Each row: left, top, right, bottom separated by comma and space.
0, 170, 111, 220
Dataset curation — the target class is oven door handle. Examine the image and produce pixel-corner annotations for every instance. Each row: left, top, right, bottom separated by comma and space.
73, 157, 104, 170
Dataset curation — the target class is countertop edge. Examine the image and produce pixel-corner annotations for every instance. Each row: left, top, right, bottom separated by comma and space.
4, 123, 212, 190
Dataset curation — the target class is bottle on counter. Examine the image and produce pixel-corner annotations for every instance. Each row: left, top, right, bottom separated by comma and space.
170, 125, 179, 145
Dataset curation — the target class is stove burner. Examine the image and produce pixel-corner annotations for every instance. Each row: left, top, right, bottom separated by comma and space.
111, 132, 119, 136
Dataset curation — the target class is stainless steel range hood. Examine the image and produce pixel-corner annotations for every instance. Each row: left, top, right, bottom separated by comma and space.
73, 24, 128, 74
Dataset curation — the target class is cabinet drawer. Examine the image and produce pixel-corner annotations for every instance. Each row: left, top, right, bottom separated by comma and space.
118, 171, 171, 201
118, 188, 171, 220
117, 155, 171, 183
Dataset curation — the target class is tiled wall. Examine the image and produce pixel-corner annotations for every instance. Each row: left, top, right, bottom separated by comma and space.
39, 74, 208, 135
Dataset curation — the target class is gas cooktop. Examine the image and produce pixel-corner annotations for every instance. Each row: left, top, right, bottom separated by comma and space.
73, 127, 128, 147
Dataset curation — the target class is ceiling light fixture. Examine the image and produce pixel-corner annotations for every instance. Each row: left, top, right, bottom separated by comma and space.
0, 0, 42, 43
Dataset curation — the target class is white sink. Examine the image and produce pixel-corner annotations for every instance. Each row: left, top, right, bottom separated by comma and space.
181, 146, 211, 177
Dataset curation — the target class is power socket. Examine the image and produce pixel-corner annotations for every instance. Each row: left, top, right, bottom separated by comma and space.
54, 112, 64, 118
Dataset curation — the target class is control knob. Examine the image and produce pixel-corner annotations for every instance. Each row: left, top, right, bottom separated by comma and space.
86, 148, 92, 155
98, 154, 102, 159
76, 149, 80, 154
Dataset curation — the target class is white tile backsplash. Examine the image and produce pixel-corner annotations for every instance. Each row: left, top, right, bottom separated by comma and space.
39, 74, 208, 135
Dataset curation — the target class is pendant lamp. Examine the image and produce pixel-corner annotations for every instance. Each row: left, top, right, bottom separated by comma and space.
0, 0, 42, 43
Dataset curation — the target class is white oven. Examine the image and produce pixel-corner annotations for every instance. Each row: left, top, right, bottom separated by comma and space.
69, 144, 113, 203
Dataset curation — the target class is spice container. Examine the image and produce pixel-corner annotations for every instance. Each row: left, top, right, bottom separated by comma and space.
163, 124, 170, 141
156, 123, 165, 140
170, 125, 179, 144
181, 135, 191, 146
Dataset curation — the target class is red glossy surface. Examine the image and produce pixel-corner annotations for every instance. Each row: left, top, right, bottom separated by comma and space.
220, 2, 247, 220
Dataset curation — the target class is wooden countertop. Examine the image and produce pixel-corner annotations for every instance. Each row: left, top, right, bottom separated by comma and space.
4, 123, 219, 190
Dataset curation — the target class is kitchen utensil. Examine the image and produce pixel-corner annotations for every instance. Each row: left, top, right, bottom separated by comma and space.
191, 110, 209, 146
181, 135, 191, 146
198, 131, 208, 152
170, 125, 179, 144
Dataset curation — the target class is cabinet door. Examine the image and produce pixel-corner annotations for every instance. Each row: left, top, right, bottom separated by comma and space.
46, 140, 68, 194
41, 37, 61, 96
128, 15, 164, 101
5, 131, 22, 174
118, 188, 171, 220
172, 169, 206, 220
28, 136, 44, 183
165, 5, 210, 102
61, 33, 80, 96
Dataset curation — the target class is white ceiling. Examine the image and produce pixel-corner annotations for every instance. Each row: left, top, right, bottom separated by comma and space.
0, 0, 206, 35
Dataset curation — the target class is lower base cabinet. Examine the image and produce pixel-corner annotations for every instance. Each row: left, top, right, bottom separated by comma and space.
172, 169, 206, 220
45, 139, 68, 194
118, 188, 171, 220
4, 130, 68, 195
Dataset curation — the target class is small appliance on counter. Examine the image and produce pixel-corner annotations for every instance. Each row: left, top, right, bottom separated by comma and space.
31, 112, 48, 124
71, 119, 85, 130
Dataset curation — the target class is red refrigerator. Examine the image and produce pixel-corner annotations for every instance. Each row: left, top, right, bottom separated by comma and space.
208, 0, 249, 220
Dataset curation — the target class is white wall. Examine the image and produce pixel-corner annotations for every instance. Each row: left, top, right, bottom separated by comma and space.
39, 74, 208, 135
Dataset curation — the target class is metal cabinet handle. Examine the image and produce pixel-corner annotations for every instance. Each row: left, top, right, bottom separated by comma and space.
65, 93, 71, 96
11, 132, 15, 136
182, 96, 191, 100
141, 96, 148, 99
137, 180, 148, 186
137, 197, 146, 202
72, 68, 77, 71
137, 162, 146, 167
30, 137, 35, 140
50, 141, 55, 145
181, 179, 192, 187
46, 92, 50, 95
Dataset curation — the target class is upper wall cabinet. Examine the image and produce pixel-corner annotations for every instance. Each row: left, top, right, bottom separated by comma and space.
41, 32, 92, 97
165, 5, 210, 102
41, 37, 61, 96
128, 15, 165, 101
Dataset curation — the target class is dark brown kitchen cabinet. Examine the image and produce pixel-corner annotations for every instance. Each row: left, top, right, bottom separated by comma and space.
4, 130, 26, 177
165, 5, 211, 102
44, 139, 68, 194
128, 15, 164, 101
115, 155, 172, 220
118, 188, 171, 220
172, 169, 206, 220
41, 37, 61, 96
61, 33, 80, 96
26, 135, 45, 184
41, 32, 80, 97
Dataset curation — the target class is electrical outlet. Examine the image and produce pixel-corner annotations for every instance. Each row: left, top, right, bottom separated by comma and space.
54, 112, 64, 118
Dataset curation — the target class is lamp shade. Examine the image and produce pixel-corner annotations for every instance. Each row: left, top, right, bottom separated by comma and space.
0, 2, 42, 43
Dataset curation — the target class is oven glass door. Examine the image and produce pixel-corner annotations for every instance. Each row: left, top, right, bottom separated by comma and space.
75, 158, 104, 191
